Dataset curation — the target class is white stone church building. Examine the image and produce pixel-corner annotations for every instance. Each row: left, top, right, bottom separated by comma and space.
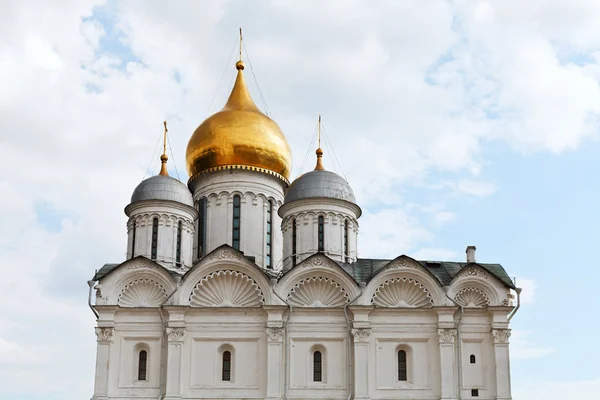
89, 55, 521, 400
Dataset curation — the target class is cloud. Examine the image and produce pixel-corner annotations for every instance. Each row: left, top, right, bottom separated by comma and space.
514, 378, 600, 400
510, 330, 556, 360
2, 1, 600, 399
515, 277, 537, 305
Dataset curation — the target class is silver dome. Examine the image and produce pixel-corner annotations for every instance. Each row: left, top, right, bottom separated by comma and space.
130, 175, 193, 207
285, 170, 356, 204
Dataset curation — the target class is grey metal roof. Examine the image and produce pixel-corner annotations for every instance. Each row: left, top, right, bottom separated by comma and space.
130, 175, 193, 207
338, 258, 516, 289
285, 170, 356, 204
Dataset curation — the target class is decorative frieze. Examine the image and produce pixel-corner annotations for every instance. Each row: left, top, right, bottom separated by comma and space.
287, 276, 349, 307
118, 279, 168, 307
302, 256, 335, 268
209, 249, 241, 260
457, 266, 488, 279
127, 262, 158, 270
372, 277, 434, 308
95, 327, 114, 343
454, 287, 490, 308
189, 270, 264, 307
351, 328, 371, 343
492, 329, 511, 344
386, 258, 419, 269
437, 328, 457, 343
266, 327, 285, 342
166, 327, 186, 342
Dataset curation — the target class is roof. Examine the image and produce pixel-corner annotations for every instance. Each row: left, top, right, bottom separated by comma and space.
285, 170, 356, 203
337, 258, 517, 289
130, 175, 193, 207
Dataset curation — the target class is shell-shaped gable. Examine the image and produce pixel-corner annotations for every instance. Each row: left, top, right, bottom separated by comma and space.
189, 270, 264, 307
287, 277, 349, 307
454, 287, 490, 308
118, 279, 168, 307
372, 277, 433, 308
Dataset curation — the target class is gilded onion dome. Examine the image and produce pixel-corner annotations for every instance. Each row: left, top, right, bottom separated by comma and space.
186, 60, 292, 183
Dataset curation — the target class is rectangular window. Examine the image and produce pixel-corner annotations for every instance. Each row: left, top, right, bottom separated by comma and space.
344, 220, 348, 262
138, 350, 147, 381
313, 351, 322, 382
151, 218, 159, 260
318, 216, 324, 252
222, 351, 232, 381
197, 197, 206, 259
131, 222, 136, 259
398, 350, 407, 381
232, 196, 241, 251
471, 389, 479, 397
176, 221, 182, 265
292, 219, 297, 267
266, 201, 272, 268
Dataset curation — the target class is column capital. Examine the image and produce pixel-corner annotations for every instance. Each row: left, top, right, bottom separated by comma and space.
95, 327, 114, 343
437, 328, 457, 343
166, 327, 186, 342
492, 328, 511, 344
351, 328, 372, 343
266, 327, 285, 342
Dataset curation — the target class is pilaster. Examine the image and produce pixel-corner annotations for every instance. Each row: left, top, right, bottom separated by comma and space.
437, 307, 458, 400
92, 327, 114, 400
351, 327, 371, 400
264, 306, 286, 400
164, 327, 185, 400
492, 328, 512, 400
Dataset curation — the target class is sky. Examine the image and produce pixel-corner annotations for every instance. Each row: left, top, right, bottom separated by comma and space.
0, 0, 599, 398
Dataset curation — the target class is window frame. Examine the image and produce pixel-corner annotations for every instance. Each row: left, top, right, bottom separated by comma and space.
292, 218, 297, 267
131, 221, 136, 259
397, 349, 407, 381
344, 219, 349, 262
222, 350, 232, 382
151, 217, 159, 260
176, 220, 182, 265
232, 195, 241, 251
313, 350, 323, 382
197, 197, 207, 259
317, 215, 324, 252
266, 200, 273, 269
470, 354, 476, 364
137, 349, 148, 381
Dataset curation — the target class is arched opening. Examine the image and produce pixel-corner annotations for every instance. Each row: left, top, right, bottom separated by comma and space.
344, 219, 349, 262
176, 220, 182, 266
398, 349, 407, 381
138, 349, 148, 381
266, 200, 273, 268
222, 350, 232, 381
131, 221, 136, 259
313, 350, 322, 382
292, 218, 297, 267
197, 197, 207, 258
470, 354, 476, 364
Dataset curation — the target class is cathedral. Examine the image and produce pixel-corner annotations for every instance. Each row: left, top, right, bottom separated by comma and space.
89, 48, 520, 400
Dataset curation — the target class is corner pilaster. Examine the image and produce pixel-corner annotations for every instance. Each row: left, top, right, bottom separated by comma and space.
492, 328, 512, 400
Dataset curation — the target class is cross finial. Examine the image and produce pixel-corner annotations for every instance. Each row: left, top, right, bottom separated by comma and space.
159, 120, 169, 176
239, 27, 243, 62
315, 115, 325, 171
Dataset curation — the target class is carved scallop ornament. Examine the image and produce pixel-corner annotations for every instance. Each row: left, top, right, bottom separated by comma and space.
454, 287, 490, 308
118, 279, 168, 307
371, 278, 433, 308
287, 277, 349, 307
189, 270, 264, 307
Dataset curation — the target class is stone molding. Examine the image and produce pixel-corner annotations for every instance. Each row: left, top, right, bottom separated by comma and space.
266, 327, 285, 342
95, 327, 114, 343
492, 329, 511, 344
454, 287, 490, 308
301, 255, 336, 268
437, 328, 457, 343
351, 328, 372, 343
190, 270, 264, 307
372, 277, 434, 308
457, 266, 488, 279
166, 327, 186, 342
386, 257, 420, 269
209, 249, 241, 260
287, 276, 349, 307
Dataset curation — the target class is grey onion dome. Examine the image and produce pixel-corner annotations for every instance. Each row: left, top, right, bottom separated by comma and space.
285, 170, 356, 204
130, 175, 193, 207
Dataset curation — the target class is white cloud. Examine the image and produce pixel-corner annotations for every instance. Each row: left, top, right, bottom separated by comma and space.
510, 330, 556, 360
514, 378, 600, 400
2, 1, 600, 398
515, 277, 537, 305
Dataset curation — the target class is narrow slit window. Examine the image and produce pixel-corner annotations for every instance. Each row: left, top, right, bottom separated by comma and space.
138, 350, 147, 381
398, 350, 407, 381
176, 220, 182, 265
344, 219, 349, 262
151, 218, 158, 260
197, 197, 206, 258
266, 200, 272, 268
318, 216, 324, 252
131, 221, 136, 259
222, 351, 232, 381
313, 351, 322, 382
292, 219, 297, 267
232, 195, 241, 251
470, 354, 476, 364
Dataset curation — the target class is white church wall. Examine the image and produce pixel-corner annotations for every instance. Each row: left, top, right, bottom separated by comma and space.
191, 170, 285, 270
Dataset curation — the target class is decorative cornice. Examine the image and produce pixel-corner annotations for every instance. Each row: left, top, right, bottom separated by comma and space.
266, 327, 285, 342
166, 327, 186, 342
95, 327, 114, 343
492, 329, 511, 344
209, 249, 241, 261
127, 261, 159, 270
457, 266, 488, 279
351, 328, 371, 343
437, 328, 457, 343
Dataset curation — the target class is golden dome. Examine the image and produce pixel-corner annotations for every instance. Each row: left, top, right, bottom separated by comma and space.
186, 61, 292, 183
